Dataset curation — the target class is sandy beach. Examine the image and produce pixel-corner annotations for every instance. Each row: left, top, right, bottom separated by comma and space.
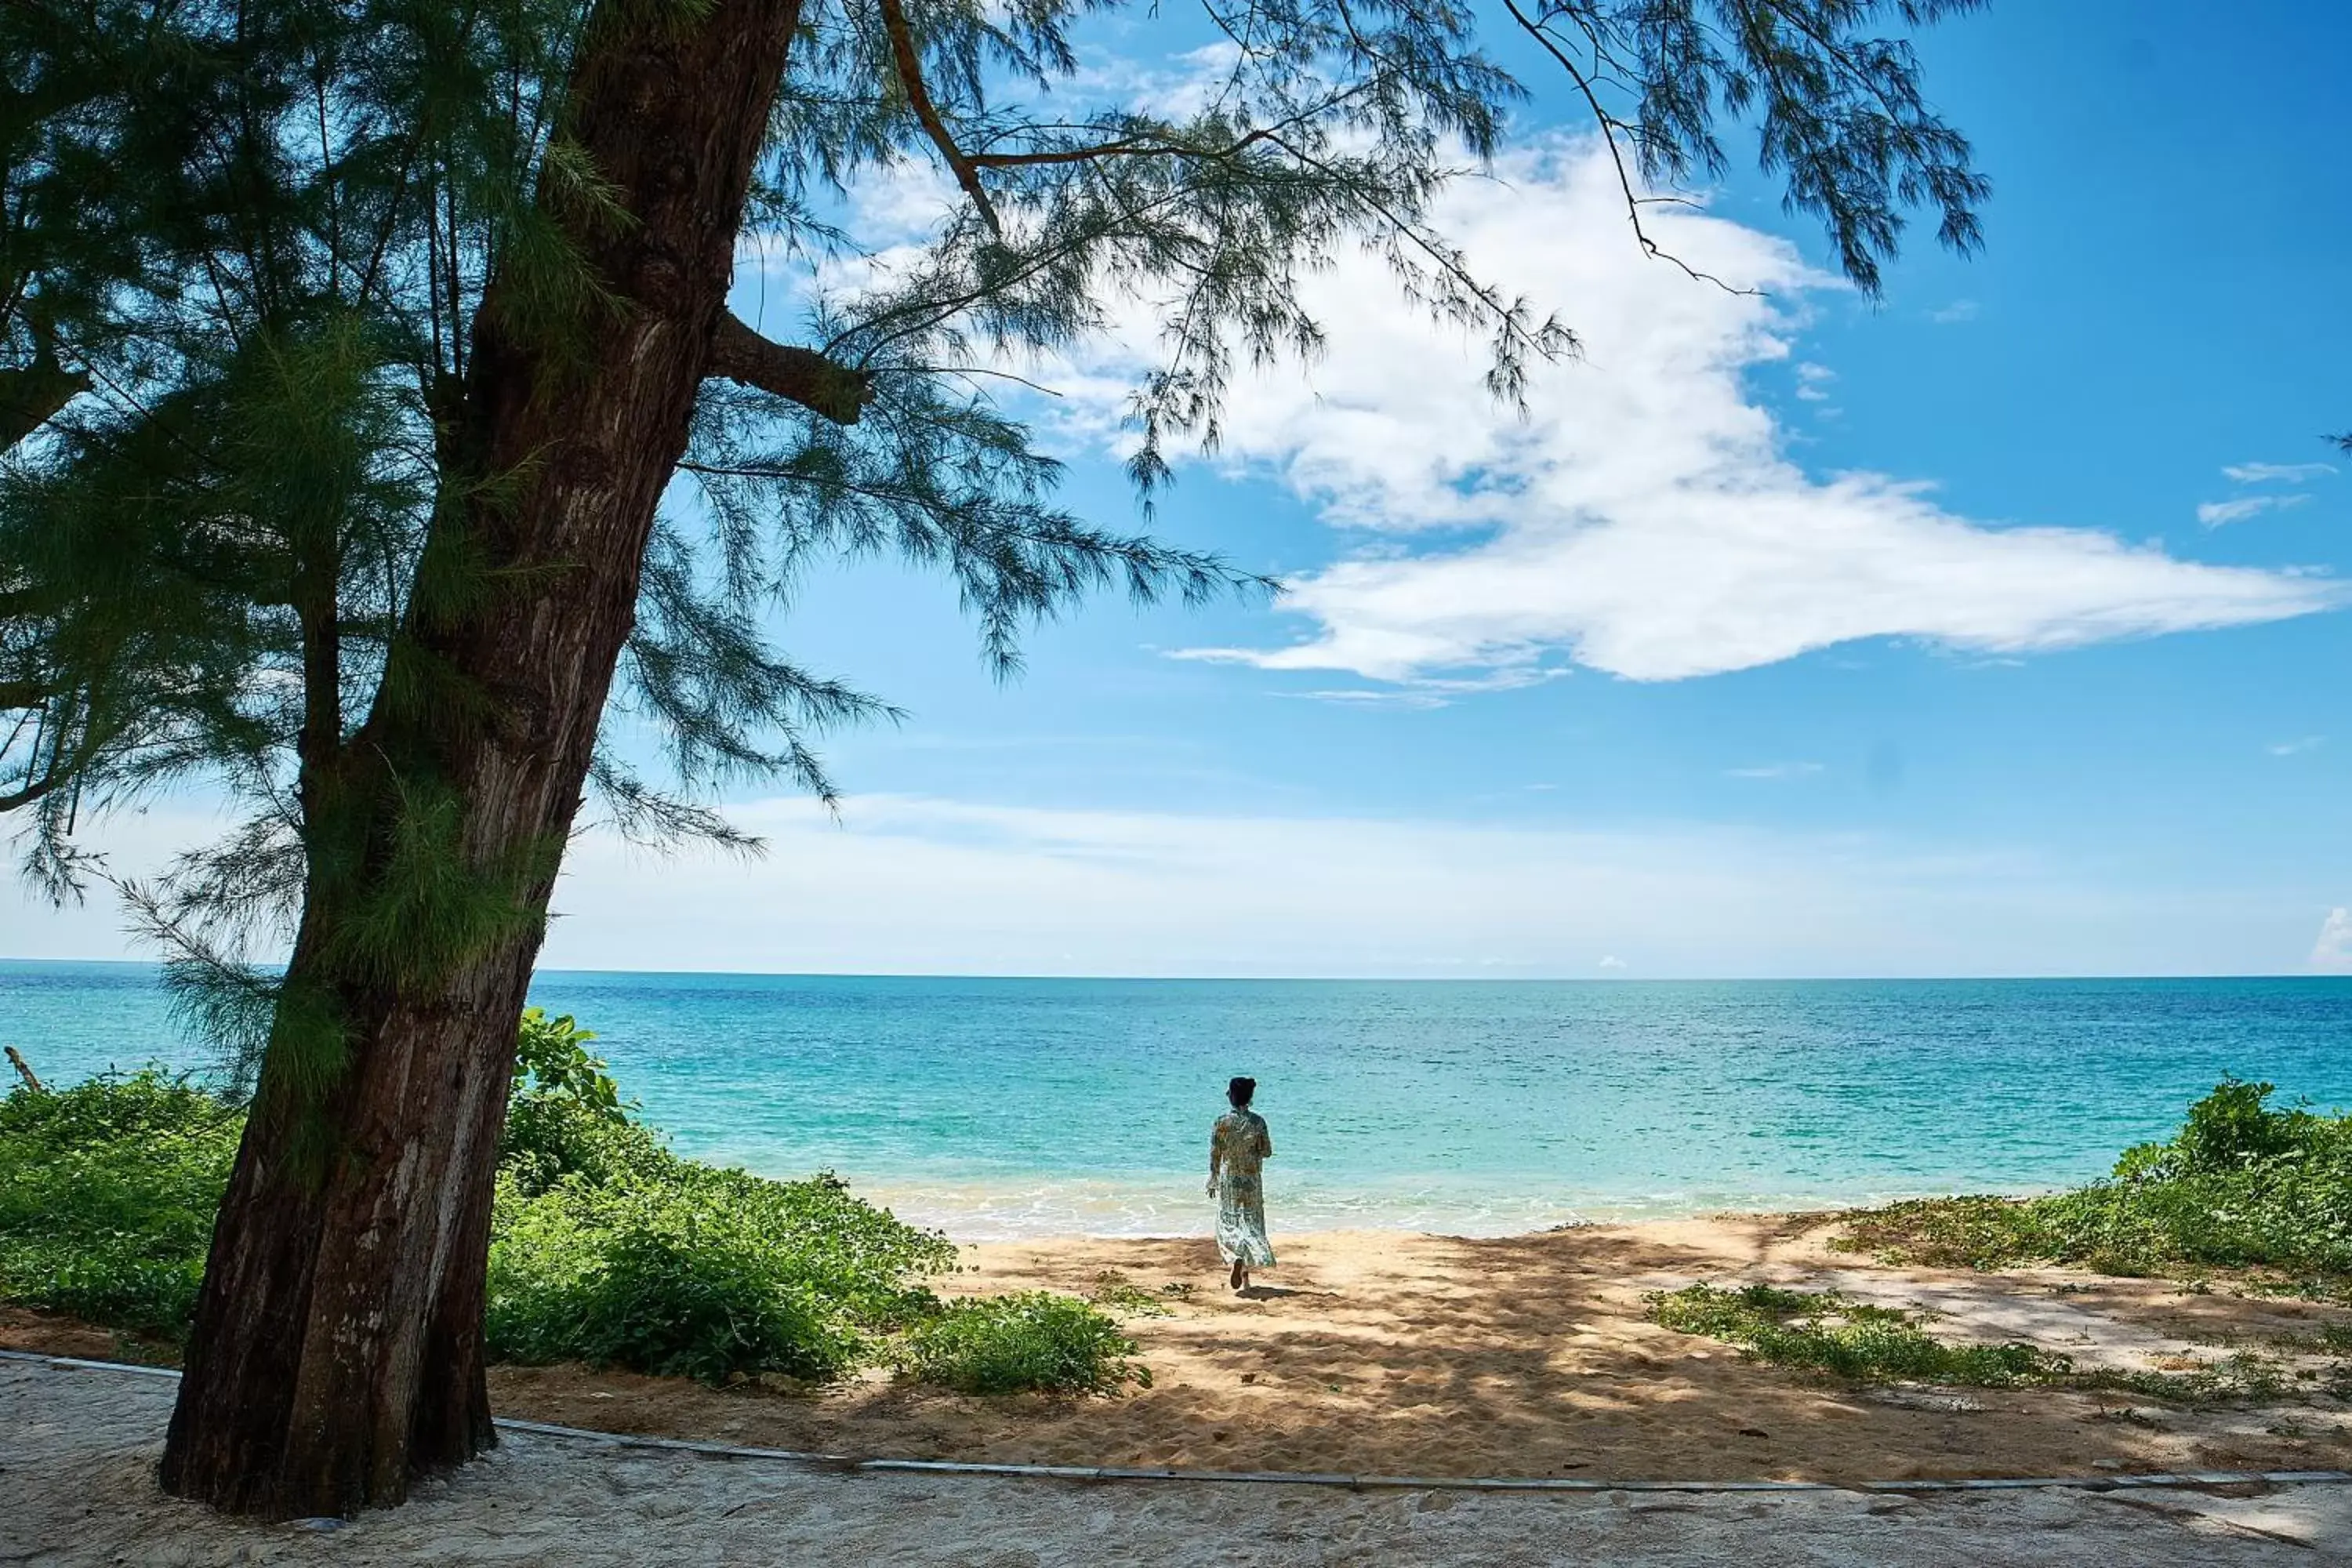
11, 1212, 2350, 1487
469, 1214, 2352, 1483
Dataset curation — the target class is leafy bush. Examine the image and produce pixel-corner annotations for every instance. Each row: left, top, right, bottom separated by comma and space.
1649, 1283, 2065, 1386
2166, 1076, 2318, 1174
500, 1083, 671, 1197
513, 1008, 631, 1122
495, 1201, 861, 1383
487, 1096, 954, 1383
1837, 1079, 2352, 1289
901, 1291, 1150, 1395
1, 1018, 975, 1389
0, 1071, 241, 1336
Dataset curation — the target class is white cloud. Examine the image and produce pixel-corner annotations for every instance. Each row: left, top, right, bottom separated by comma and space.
2312, 909, 2352, 974
5, 794, 2330, 978
2223, 462, 2336, 485
1929, 299, 1980, 324
1051, 143, 2339, 685
520, 797, 2350, 978
1726, 761, 1824, 779
2268, 736, 2324, 757
1794, 361, 1836, 401
2198, 493, 2311, 527
1596, 954, 1628, 971
1278, 687, 1451, 710
514, 796, 2285, 977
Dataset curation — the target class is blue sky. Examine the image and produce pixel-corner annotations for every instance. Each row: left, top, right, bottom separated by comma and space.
12, 0, 2352, 976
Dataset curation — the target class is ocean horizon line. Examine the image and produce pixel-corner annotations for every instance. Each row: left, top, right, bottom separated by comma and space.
2, 956, 2346, 985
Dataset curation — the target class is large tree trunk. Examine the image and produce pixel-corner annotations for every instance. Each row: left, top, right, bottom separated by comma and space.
158, 0, 806, 1518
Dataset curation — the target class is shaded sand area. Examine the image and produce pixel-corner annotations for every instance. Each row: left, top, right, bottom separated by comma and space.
8, 1216, 2351, 1488
489, 1215, 2352, 1483
7, 1359, 2350, 1566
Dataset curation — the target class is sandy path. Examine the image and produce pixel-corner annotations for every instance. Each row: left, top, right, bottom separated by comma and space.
5, 1359, 2350, 1566
490, 1218, 2352, 1483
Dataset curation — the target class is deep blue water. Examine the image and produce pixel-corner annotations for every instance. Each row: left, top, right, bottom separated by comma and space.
5, 961, 2348, 1236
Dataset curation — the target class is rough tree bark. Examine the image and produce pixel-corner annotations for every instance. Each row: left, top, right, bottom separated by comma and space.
158, 0, 862, 1517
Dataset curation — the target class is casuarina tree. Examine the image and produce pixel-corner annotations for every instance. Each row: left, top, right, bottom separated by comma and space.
2, 0, 1990, 1518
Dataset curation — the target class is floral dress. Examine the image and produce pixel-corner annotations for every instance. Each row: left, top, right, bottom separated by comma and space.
1210, 1108, 1276, 1267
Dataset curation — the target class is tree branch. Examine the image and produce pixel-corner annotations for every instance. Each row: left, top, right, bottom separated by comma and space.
705, 312, 873, 424
876, 0, 1001, 234
1503, 0, 1756, 298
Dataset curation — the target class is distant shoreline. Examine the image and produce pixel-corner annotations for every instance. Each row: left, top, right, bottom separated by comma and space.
5, 955, 2349, 982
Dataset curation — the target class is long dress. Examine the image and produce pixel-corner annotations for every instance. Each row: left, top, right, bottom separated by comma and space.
1211, 1108, 1276, 1267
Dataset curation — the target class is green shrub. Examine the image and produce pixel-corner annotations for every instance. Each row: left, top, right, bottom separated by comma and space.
0, 1071, 241, 1337
513, 1008, 631, 1122
902, 1292, 1151, 1395
539, 1213, 856, 1382
1838, 1079, 2352, 1290
1649, 1283, 2067, 1386
500, 1091, 671, 1197
485, 1145, 954, 1383
3, 1014, 973, 1391
2167, 1077, 2316, 1174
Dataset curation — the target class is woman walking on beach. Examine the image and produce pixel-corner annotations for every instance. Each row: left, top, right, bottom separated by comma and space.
1208, 1076, 1276, 1291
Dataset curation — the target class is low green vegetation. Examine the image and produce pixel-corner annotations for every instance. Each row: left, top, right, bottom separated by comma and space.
902, 1292, 1152, 1394
1648, 1283, 2066, 1386
1653, 1080, 2352, 1403
0, 1071, 242, 1338
1646, 1284, 2346, 1404
1086, 1269, 1176, 1317
1832, 1078, 2352, 1292
0, 1014, 1142, 1396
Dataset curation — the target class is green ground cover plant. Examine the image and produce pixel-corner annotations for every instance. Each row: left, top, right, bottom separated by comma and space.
1647, 1280, 2341, 1406
1647, 1283, 2066, 1386
1832, 1078, 2352, 1291
1, 1020, 1139, 1396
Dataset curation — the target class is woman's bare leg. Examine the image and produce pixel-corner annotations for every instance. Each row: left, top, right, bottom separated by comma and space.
1229, 1258, 1245, 1290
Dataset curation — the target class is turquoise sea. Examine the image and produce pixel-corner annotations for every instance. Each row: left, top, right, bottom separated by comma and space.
5, 961, 2349, 1238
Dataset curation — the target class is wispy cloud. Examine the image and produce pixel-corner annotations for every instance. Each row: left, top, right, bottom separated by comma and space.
1278, 688, 1451, 710
1726, 761, 1826, 780
2312, 909, 2352, 975
1054, 143, 2343, 686
1929, 299, 1980, 325
10, 794, 2325, 978
523, 795, 2320, 978
2223, 461, 2336, 485
2267, 735, 2325, 757
1794, 362, 1836, 402
2198, 493, 2312, 527
1597, 954, 1629, 971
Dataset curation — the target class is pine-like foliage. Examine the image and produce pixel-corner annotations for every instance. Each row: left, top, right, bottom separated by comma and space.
4, 0, 1987, 1047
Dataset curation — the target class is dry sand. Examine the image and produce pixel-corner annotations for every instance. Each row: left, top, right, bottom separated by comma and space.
479, 1214, 2352, 1483
9, 1214, 2351, 1490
